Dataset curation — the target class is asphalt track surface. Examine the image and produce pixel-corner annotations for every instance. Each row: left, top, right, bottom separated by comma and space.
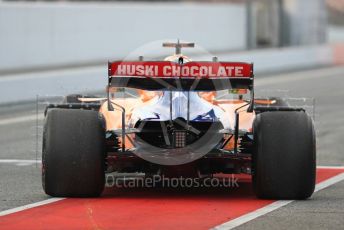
0, 65, 344, 229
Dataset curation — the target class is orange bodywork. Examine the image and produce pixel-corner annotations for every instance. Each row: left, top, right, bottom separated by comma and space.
96, 90, 260, 150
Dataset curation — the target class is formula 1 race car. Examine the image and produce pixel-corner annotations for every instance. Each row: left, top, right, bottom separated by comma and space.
42, 41, 316, 199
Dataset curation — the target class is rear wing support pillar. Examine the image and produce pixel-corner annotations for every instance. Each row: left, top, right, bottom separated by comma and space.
247, 63, 255, 113
107, 62, 126, 152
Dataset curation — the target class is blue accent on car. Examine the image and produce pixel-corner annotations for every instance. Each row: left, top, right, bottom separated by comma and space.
193, 109, 218, 122
145, 112, 161, 120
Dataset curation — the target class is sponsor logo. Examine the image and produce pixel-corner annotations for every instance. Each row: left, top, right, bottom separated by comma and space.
115, 63, 245, 78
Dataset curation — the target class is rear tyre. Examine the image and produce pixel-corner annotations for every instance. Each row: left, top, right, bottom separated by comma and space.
252, 111, 316, 199
42, 109, 106, 197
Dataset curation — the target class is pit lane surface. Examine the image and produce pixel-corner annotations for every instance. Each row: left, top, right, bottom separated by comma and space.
0, 66, 344, 229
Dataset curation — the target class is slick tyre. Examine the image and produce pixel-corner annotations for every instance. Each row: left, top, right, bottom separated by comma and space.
252, 111, 316, 199
42, 109, 106, 197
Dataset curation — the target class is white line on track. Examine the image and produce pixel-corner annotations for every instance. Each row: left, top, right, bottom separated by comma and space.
0, 166, 343, 223
0, 159, 41, 163
0, 159, 41, 166
0, 114, 44, 126
0, 198, 65, 217
316, 166, 344, 169
212, 170, 344, 230
212, 200, 294, 230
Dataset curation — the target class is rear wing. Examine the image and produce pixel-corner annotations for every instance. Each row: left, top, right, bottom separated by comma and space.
106, 60, 255, 142
108, 61, 254, 91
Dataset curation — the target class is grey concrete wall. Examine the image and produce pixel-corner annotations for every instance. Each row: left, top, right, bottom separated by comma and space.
328, 26, 344, 43
0, 2, 246, 72
283, 0, 327, 46
0, 45, 334, 104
